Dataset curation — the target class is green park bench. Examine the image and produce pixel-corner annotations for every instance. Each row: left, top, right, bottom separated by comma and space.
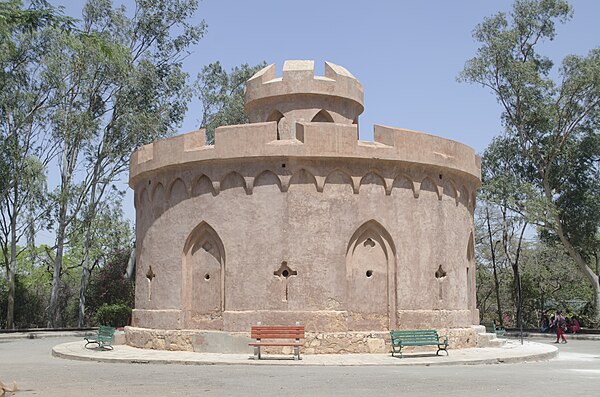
84, 325, 116, 350
389, 329, 449, 358
482, 321, 506, 337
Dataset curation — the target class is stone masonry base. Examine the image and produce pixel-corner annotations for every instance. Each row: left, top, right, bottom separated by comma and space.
125, 326, 482, 354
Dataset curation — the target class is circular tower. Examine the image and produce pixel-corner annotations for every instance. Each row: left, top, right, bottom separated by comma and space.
127, 60, 482, 353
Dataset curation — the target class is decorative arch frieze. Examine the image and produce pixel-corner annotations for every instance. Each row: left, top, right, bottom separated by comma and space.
137, 168, 473, 204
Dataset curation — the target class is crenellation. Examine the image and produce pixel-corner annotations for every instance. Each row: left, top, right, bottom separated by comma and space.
130, 122, 480, 188
183, 129, 207, 151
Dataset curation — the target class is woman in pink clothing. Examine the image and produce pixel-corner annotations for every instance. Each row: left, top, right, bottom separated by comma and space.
553, 310, 567, 343
569, 317, 581, 334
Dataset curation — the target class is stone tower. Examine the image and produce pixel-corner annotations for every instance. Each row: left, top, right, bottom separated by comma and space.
127, 61, 481, 353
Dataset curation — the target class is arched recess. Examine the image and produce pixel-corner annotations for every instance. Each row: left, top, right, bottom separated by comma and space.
151, 183, 166, 217
182, 221, 225, 329
168, 178, 188, 206
391, 174, 415, 198
253, 170, 282, 192
288, 169, 318, 192
192, 175, 214, 197
137, 187, 149, 209
459, 185, 469, 207
466, 231, 476, 317
442, 179, 458, 205
267, 110, 284, 140
311, 109, 334, 122
323, 169, 354, 194
346, 220, 397, 330
359, 171, 386, 195
419, 177, 440, 200
220, 171, 248, 194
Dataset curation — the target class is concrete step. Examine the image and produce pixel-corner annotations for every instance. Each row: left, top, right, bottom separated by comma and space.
473, 325, 506, 348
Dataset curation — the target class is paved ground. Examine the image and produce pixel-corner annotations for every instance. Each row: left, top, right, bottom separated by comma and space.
0, 336, 599, 396
52, 338, 556, 366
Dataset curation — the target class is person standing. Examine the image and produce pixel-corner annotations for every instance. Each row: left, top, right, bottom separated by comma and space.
553, 310, 567, 344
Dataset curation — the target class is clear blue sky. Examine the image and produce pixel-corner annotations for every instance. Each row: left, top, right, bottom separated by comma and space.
44, 0, 600, 244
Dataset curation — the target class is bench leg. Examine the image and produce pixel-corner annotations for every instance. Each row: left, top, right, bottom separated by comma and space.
294, 345, 300, 361
253, 346, 261, 360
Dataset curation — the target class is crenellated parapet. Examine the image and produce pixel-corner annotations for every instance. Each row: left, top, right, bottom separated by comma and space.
129, 122, 481, 189
244, 61, 364, 138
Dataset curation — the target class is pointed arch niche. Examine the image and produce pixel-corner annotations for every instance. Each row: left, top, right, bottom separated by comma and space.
346, 220, 397, 330
182, 222, 225, 329
466, 231, 476, 316
311, 109, 334, 122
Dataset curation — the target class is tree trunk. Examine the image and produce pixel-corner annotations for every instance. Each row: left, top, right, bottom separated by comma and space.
77, 260, 91, 327
47, 154, 71, 328
542, 181, 600, 324
48, 213, 66, 328
77, 155, 102, 327
77, 204, 95, 327
6, 185, 18, 329
486, 207, 503, 326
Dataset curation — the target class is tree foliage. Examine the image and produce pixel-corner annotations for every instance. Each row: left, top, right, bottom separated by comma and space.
461, 0, 600, 323
43, 0, 206, 327
196, 61, 267, 142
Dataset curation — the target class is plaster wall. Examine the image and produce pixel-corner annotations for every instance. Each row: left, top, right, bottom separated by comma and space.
132, 153, 478, 333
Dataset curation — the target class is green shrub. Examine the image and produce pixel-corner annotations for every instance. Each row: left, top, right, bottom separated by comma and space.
94, 303, 131, 327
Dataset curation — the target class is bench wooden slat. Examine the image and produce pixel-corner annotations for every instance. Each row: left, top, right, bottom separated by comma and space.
248, 342, 304, 346
249, 325, 305, 360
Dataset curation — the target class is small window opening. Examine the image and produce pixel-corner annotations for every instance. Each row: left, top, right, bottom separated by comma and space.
435, 265, 447, 279
267, 110, 284, 140
363, 238, 376, 247
366, 270, 373, 278
311, 109, 334, 122
274, 261, 297, 279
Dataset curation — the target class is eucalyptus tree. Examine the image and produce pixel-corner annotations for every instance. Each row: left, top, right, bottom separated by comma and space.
46, 0, 206, 328
196, 61, 267, 143
0, 0, 71, 329
478, 137, 531, 327
460, 0, 600, 322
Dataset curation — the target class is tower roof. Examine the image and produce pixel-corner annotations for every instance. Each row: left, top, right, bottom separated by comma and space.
245, 60, 364, 113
